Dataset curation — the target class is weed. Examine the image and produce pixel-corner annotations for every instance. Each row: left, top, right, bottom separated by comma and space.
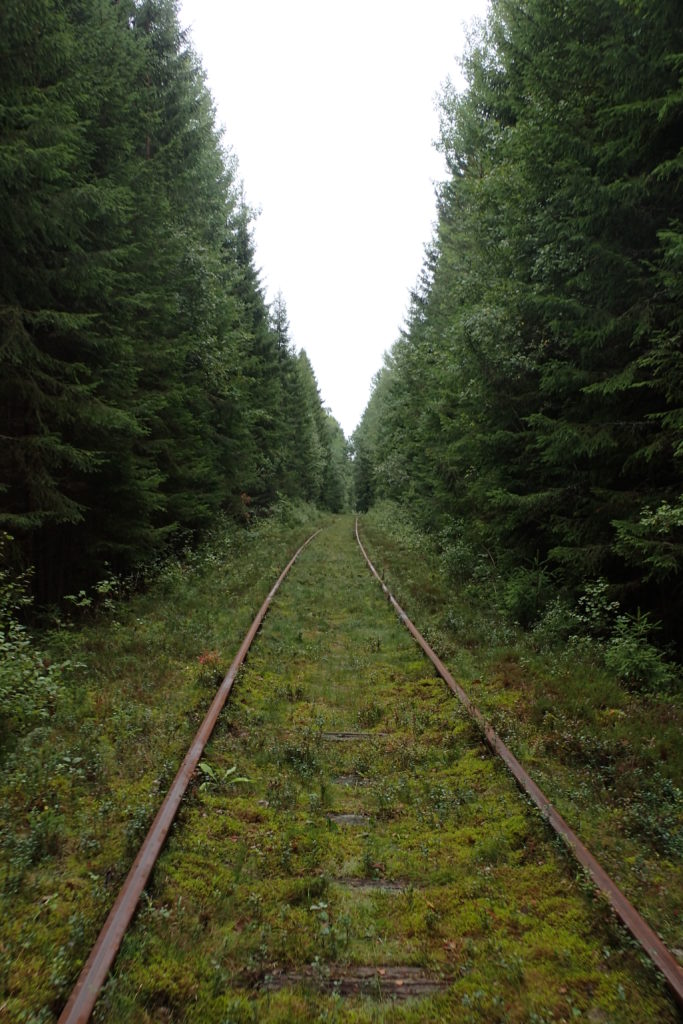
275, 681, 304, 702
421, 781, 457, 824
279, 740, 319, 777
374, 779, 402, 819
361, 841, 384, 879
197, 761, 251, 792
197, 650, 224, 687
219, 995, 260, 1023
308, 791, 323, 815
356, 700, 383, 727
232, 841, 249, 883
531, 597, 582, 651
620, 769, 683, 857
0, 547, 77, 754
124, 802, 154, 855
267, 774, 299, 809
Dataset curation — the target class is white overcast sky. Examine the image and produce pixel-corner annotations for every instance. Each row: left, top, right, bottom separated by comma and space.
178, 0, 490, 437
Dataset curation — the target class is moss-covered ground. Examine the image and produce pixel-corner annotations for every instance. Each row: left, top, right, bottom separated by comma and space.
360, 506, 683, 1004
0, 503, 328, 1022
2, 509, 680, 1022
84, 516, 678, 1022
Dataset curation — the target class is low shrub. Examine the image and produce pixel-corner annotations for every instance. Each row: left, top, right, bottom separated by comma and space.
0, 541, 76, 754
604, 613, 676, 692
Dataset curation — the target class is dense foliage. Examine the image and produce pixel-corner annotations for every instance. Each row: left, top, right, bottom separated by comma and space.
0, 0, 349, 601
354, 0, 683, 667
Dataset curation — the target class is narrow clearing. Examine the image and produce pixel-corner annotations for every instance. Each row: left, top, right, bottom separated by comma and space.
98, 517, 675, 1022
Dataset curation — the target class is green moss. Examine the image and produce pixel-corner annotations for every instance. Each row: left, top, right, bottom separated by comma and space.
361, 503, 683, 956
87, 518, 683, 1020
3, 511, 679, 1021
0, 504, 327, 1021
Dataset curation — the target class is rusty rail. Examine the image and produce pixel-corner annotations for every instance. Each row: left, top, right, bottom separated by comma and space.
58, 529, 321, 1024
355, 517, 683, 1009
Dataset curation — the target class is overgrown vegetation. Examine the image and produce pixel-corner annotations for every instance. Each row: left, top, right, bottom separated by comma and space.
88, 516, 677, 1022
2, 511, 680, 1021
2, 0, 682, 1017
0, 500, 326, 1019
0, 538, 71, 748
360, 503, 683, 960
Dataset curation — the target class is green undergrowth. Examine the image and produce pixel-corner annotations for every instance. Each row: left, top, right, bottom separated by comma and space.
359, 502, 683, 961
86, 517, 675, 1022
0, 499, 328, 1022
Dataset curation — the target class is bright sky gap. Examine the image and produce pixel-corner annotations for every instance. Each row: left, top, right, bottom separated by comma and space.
178, 0, 490, 437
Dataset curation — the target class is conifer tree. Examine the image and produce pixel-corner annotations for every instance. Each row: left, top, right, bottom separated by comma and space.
357, 0, 683, 645
1, 0, 349, 599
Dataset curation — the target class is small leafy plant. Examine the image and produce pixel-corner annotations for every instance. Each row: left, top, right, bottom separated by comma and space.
197, 761, 251, 792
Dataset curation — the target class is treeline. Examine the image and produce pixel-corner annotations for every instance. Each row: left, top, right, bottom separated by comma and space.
0, 0, 350, 602
354, 0, 682, 655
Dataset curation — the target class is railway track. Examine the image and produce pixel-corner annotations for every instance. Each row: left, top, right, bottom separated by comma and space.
59, 517, 682, 1022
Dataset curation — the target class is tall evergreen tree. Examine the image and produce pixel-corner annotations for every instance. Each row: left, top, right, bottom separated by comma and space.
0, 0, 155, 595
1, 0, 349, 599
357, 0, 683, 645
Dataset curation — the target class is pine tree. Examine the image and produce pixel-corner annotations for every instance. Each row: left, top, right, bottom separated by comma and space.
357, 0, 683, 645
0, 0, 152, 595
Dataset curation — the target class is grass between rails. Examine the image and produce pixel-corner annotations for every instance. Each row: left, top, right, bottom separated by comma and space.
0, 501, 328, 1023
359, 503, 683, 962
87, 516, 676, 1022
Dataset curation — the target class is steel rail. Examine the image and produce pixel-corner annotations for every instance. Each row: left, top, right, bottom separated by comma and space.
355, 517, 683, 1009
58, 528, 321, 1024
